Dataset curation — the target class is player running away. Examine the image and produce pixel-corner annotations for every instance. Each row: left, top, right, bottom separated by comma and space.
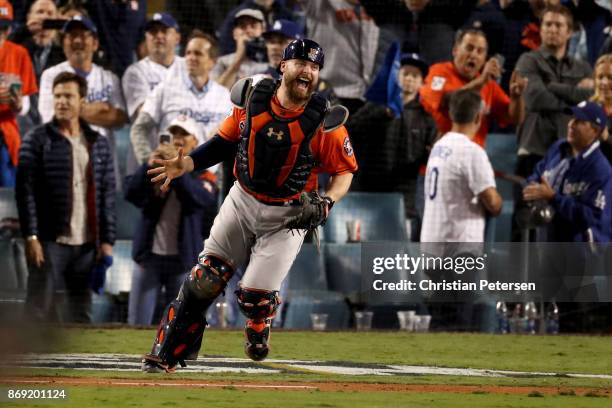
141, 39, 357, 372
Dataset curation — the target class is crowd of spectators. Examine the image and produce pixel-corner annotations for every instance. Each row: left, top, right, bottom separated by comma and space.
0, 0, 610, 325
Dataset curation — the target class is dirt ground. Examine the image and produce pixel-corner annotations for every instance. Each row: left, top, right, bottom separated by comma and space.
3, 377, 610, 396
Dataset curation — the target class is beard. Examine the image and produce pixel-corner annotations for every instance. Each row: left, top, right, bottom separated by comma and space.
284, 74, 317, 105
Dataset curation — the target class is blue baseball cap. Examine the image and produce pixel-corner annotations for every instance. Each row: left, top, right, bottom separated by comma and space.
145, 12, 179, 31
263, 19, 303, 41
400, 53, 429, 77
565, 101, 607, 129
62, 15, 98, 35
281, 39, 324, 69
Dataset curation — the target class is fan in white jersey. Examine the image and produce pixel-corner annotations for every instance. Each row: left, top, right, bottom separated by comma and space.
39, 16, 127, 139
122, 12, 184, 175
420, 90, 502, 244
130, 30, 233, 167
122, 13, 184, 121
38, 16, 128, 185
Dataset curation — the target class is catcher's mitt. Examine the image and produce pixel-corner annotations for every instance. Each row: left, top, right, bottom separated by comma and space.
284, 191, 334, 232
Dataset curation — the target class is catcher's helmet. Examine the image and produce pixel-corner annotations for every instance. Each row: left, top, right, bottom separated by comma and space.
279, 39, 324, 72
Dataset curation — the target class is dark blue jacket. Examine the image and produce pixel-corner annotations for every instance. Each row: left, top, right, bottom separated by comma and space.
528, 139, 612, 242
125, 163, 217, 271
15, 119, 116, 244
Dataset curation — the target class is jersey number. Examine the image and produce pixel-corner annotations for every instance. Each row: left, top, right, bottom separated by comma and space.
428, 167, 439, 200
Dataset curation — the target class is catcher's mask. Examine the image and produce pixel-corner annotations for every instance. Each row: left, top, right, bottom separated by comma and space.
277, 38, 324, 73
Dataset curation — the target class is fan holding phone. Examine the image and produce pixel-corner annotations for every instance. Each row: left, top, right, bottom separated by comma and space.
0, 0, 39, 187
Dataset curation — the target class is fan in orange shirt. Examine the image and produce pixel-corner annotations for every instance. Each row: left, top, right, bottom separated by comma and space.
420, 28, 527, 148
0, 0, 38, 187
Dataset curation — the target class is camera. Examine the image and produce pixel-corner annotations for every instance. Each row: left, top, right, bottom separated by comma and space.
42, 19, 68, 30
246, 37, 268, 63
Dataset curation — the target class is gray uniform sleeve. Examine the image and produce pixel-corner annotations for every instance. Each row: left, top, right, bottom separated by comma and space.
122, 64, 149, 120
130, 112, 157, 164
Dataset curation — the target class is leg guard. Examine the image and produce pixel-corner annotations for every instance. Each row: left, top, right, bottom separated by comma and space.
143, 255, 233, 372
236, 286, 280, 361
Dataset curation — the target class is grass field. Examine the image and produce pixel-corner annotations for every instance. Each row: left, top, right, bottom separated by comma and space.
1, 327, 610, 407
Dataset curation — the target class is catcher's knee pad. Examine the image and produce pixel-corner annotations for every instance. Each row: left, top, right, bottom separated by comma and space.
235, 286, 281, 321
145, 298, 206, 371
185, 254, 234, 301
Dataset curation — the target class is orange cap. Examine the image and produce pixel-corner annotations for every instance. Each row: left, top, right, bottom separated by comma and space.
0, 0, 13, 27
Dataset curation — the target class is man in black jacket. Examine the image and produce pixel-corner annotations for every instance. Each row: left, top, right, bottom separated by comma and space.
16, 72, 116, 323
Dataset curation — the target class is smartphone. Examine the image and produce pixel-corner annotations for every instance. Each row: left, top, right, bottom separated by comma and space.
493, 53, 505, 67
159, 133, 172, 144
246, 37, 268, 63
42, 19, 68, 30
9, 82, 21, 97
492, 53, 505, 82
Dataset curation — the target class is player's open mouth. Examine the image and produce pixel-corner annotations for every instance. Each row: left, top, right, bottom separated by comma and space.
296, 77, 310, 91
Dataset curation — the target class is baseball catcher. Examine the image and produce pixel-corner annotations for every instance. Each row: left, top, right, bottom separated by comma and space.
141, 38, 357, 372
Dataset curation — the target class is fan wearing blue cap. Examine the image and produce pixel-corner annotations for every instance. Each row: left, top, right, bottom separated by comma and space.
59, 16, 99, 73
122, 12, 182, 138
565, 101, 608, 153
523, 100, 612, 242
399, 53, 429, 106
260, 19, 303, 79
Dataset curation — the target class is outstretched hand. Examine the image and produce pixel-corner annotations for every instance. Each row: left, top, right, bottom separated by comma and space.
147, 148, 194, 192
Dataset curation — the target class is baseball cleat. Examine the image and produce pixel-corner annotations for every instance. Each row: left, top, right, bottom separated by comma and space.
244, 318, 271, 361
141, 354, 176, 373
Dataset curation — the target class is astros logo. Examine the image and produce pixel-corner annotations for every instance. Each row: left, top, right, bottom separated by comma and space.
308, 48, 318, 61
267, 127, 284, 141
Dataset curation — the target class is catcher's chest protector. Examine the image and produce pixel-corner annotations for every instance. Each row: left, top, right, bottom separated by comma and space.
236, 78, 328, 199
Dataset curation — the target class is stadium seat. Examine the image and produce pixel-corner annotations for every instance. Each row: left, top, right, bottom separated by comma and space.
285, 243, 327, 291
485, 133, 519, 242
485, 201, 514, 242
324, 243, 362, 302
281, 244, 351, 329
323, 192, 408, 243
486, 133, 518, 200
282, 290, 350, 329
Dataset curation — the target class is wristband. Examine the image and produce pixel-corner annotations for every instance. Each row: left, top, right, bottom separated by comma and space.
323, 196, 334, 209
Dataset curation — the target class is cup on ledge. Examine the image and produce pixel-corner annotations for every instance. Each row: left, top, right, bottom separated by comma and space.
346, 219, 362, 242
397, 310, 417, 331
415, 314, 432, 332
354, 311, 373, 331
310, 313, 329, 331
